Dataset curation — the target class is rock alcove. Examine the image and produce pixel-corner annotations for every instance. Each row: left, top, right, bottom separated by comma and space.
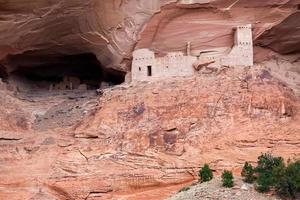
0, 53, 125, 92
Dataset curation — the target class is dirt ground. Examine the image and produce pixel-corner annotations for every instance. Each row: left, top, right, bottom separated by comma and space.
168, 177, 284, 200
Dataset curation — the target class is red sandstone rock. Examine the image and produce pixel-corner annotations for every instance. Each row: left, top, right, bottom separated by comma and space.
0, 64, 299, 199
0, 0, 299, 74
255, 12, 300, 54
0, 1, 300, 200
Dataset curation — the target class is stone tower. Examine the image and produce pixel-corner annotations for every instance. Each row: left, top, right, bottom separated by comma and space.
234, 25, 253, 45
221, 24, 253, 66
233, 24, 253, 66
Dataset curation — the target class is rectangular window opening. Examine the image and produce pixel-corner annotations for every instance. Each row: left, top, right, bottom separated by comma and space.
147, 65, 152, 76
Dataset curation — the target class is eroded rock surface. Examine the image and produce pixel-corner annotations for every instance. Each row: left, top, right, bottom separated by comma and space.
0, 0, 299, 75
0, 0, 161, 74
0, 1, 300, 200
256, 11, 300, 54
0, 62, 299, 199
136, 0, 300, 56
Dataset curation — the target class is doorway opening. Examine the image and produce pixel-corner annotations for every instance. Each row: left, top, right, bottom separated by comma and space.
147, 65, 152, 76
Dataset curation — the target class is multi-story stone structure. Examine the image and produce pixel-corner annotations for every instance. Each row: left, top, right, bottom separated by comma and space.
220, 24, 254, 66
132, 24, 253, 82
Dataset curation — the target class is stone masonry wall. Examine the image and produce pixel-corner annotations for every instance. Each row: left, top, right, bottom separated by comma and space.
221, 24, 253, 66
132, 50, 196, 81
132, 24, 253, 82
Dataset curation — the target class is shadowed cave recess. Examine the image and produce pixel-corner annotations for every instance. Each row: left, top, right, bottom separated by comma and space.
0, 53, 125, 92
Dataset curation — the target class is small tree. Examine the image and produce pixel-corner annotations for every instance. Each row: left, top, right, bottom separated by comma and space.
256, 171, 274, 192
243, 154, 299, 198
255, 153, 284, 192
222, 170, 234, 188
199, 164, 213, 183
241, 162, 255, 183
274, 160, 300, 198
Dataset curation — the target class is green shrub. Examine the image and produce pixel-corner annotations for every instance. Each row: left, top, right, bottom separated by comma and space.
274, 160, 300, 198
241, 162, 255, 183
178, 186, 190, 193
199, 164, 213, 183
255, 153, 284, 192
222, 170, 234, 188
256, 153, 284, 173
243, 153, 300, 198
256, 171, 274, 192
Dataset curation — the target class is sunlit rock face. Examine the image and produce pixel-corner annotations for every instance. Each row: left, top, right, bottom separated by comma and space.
0, 0, 161, 74
1, 65, 300, 200
0, 0, 299, 76
137, 0, 300, 56
0, 1, 300, 200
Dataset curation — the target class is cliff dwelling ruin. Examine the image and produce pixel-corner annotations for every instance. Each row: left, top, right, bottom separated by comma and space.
0, 53, 125, 92
1, 1, 300, 200
132, 24, 253, 81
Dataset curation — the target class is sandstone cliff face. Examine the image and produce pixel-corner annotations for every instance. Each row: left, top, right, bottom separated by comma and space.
0, 1, 300, 200
1, 63, 300, 200
256, 11, 300, 54
0, 0, 299, 74
137, 0, 300, 55
0, 0, 161, 73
